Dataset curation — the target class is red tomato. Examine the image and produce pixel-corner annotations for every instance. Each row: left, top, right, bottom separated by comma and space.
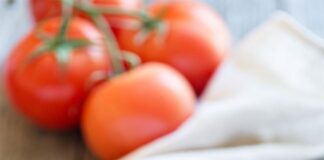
90, 0, 143, 26
4, 17, 111, 131
30, 0, 143, 35
82, 63, 195, 160
117, 0, 231, 96
30, 0, 61, 22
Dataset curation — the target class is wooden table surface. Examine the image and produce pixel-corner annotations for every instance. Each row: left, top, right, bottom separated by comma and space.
1, 0, 324, 160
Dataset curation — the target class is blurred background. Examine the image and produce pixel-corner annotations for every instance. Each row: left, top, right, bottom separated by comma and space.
0, 0, 324, 159
207, 0, 324, 41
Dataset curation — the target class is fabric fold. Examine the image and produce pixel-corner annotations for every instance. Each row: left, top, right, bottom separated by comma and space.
122, 12, 324, 160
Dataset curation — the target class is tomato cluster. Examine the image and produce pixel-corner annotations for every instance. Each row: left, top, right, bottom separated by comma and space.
4, 0, 231, 159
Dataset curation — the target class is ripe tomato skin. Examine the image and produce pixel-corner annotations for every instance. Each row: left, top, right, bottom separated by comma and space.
30, 0, 61, 22
4, 17, 111, 131
82, 63, 195, 160
150, 0, 231, 56
118, 0, 231, 96
90, 0, 143, 24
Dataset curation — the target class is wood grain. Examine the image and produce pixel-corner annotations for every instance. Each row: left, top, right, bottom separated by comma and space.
1, 0, 324, 159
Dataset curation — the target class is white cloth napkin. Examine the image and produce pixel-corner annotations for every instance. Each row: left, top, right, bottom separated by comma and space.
122, 13, 324, 160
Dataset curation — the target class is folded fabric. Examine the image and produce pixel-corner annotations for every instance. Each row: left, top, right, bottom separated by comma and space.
122, 13, 324, 160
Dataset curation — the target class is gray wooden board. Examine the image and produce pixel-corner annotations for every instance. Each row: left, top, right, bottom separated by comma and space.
0, 0, 324, 159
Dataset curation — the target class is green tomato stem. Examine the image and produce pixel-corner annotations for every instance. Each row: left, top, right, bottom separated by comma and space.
91, 14, 125, 75
96, 6, 147, 19
57, 0, 74, 43
72, 2, 126, 75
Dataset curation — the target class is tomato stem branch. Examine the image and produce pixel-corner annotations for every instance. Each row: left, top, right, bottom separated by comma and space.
73, 2, 126, 75
91, 14, 125, 75
96, 7, 146, 19
59, 1, 166, 76
57, 0, 74, 42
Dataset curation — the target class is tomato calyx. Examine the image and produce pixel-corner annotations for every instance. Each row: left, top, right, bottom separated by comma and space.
28, 38, 91, 69
141, 6, 167, 32
27, 0, 91, 70
136, 9, 168, 46
133, 9, 168, 45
